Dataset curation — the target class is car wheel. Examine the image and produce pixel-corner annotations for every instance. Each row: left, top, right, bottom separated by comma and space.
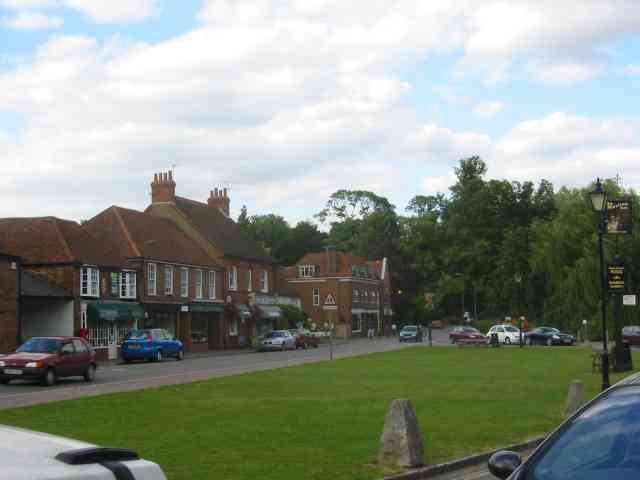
546, 338, 553, 347
176, 349, 184, 361
281, 343, 286, 351
84, 363, 96, 382
41, 368, 56, 387
155, 349, 163, 362
504, 337, 511, 345
450, 337, 456, 344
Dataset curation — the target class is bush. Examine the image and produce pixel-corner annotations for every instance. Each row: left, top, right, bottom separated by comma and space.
277, 304, 309, 330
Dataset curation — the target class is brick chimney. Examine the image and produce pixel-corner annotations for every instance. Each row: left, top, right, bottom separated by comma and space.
208, 187, 230, 217
151, 171, 176, 204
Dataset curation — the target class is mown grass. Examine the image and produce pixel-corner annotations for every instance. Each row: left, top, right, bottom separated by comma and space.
0, 347, 636, 480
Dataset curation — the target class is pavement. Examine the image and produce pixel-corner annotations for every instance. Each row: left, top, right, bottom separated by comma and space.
0, 336, 442, 410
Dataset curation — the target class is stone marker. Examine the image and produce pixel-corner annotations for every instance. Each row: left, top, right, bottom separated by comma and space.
378, 399, 425, 468
563, 380, 585, 418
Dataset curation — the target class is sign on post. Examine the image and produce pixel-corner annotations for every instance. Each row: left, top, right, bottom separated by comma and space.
322, 293, 337, 311
606, 199, 633, 235
623, 294, 637, 306
607, 264, 626, 293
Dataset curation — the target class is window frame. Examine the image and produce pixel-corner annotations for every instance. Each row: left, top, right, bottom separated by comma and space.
228, 266, 238, 291
80, 266, 100, 298
313, 288, 320, 306
209, 270, 216, 300
298, 265, 316, 278
164, 265, 174, 296
195, 269, 203, 299
120, 270, 137, 299
180, 267, 189, 298
260, 270, 268, 293
148, 263, 157, 296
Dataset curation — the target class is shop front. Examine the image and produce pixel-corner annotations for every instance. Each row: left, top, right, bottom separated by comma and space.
254, 305, 282, 337
351, 308, 380, 337
85, 300, 144, 359
142, 303, 179, 337
190, 303, 225, 352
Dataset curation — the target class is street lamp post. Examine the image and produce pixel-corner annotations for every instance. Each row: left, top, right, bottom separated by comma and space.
456, 273, 465, 323
589, 178, 610, 391
514, 273, 523, 348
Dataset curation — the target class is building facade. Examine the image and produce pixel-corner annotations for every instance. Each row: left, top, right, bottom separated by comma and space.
0, 252, 20, 353
145, 171, 284, 346
84, 206, 226, 353
284, 248, 393, 338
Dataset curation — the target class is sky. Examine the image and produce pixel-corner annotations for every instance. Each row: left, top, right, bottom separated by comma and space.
1, 0, 639, 225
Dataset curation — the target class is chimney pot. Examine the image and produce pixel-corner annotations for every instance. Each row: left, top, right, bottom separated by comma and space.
150, 171, 176, 204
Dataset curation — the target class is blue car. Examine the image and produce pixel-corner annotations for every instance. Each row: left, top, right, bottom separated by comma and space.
121, 329, 184, 363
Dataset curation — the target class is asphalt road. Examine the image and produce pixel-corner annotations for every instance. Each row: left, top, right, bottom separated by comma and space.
0, 336, 439, 410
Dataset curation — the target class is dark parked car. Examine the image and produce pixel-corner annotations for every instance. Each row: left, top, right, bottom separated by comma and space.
399, 325, 422, 342
526, 326, 575, 346
449, 326, 485, 344
488, 371, 640, 479
121, 329, 184, 363
0, 337, 96, 386
288, 329, 320, 349
623, 326, 640, 346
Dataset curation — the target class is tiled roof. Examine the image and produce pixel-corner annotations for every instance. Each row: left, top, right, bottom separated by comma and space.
172, 196, 274, 263
0, 217, 112, 265
85, 206, 222, 268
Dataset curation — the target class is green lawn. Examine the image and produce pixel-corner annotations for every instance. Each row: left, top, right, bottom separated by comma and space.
0, 347, 636, 480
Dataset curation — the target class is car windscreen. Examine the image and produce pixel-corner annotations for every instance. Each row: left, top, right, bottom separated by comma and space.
464, 328, 479, 333
16, 338, 62, 353
528, 386, 640, 480
505, 326, 519, 332
266, 331, 285, 338
126, 330, 151, 340
403, 326, 417, 332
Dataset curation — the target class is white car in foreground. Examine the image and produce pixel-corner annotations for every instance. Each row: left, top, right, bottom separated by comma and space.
0, 424, 167, 480
486, 324, 526, 345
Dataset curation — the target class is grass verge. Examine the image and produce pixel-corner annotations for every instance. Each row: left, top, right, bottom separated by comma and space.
0, 347, 635, 480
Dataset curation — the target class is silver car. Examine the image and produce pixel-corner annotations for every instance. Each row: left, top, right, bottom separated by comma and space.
260, 330, 296, 351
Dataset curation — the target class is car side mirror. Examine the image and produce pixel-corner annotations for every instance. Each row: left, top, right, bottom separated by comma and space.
488, 451, 522, 479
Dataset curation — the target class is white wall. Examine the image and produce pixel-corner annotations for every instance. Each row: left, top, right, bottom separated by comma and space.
22, 299, 74, 339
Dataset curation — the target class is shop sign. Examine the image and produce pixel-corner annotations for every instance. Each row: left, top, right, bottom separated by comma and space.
623, 294, 637, 306
323, 293, 337, 310
606, 198, 633, 235
607, 264, 626, 293
180, 305, 189, 312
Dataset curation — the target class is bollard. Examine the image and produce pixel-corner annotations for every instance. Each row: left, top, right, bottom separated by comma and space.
563, 380, 585, 418
378, 399, 425, 468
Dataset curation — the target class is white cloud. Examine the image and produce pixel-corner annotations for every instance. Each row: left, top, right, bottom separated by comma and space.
2, 11, 63, 29
528, 60, 604, 85
473, 100, 506, 118
0, 0, 159, 23
624, 64, 640, 75
1, 1, 640, 220
432, 86, 470, 105
423, 173, 457, 195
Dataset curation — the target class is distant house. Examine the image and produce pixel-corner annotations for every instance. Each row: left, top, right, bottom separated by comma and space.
84, 206, 226, 353
145, 171, 287, 345
283, 247, 393, 338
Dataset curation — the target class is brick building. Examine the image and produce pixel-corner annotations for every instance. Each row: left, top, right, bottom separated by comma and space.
0, 217, 140, 356
0, 252, 21, 353
84, 206, 225, 353
145, 171, 283, 346
283, 248, 393, 338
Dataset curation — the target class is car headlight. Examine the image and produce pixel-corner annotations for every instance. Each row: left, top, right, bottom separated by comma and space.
0, 361, 5, 367
25, 361, 42, 368
552, 335, 560, 339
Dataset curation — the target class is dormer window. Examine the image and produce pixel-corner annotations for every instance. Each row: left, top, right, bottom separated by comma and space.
299, 265, 316, 278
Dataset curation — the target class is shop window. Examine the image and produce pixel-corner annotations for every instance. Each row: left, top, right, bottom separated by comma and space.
81, 266, 99, 297
195, 269, 203, 299
353, 288, 360, 302
180, 267, 189, 297
164, 265, 173, 295
313, 288, 320, 306
352, 314, 362, 333
229, 317, 239, 336
148, 263, 157, 296
191, 315, 208, 344
144, 312, 176, 337
120, 271, 136, 299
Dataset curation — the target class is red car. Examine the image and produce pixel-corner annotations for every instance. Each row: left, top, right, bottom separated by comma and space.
449, 326, 486, 344
0, 336, 97, 386
289, 329, 320, 349
623, 326, 640, 345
